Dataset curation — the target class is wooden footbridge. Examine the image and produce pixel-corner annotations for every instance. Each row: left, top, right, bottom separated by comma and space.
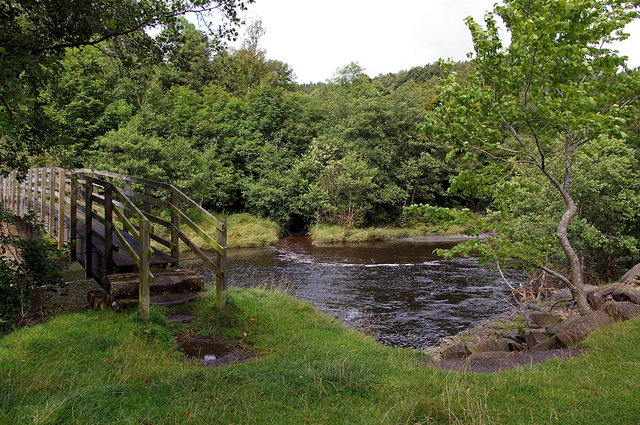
0, 168, 227, 318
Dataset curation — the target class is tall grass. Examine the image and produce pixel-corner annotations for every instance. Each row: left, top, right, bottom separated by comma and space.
310, 223, 468, 243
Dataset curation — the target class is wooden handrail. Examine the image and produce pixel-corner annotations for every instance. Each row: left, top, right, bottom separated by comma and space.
1, 167, 228, 315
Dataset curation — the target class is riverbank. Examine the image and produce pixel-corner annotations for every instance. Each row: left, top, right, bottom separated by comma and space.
309, 223, 469, 243
188, 213, 471, 250
2, 287, 639, 424
183, 213, 281, 249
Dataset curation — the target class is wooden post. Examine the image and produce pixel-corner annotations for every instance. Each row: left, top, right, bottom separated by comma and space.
17, 173, 23, 216
144, 184, 151, 214
48, 167, 55, 236
9, 171, 15, 213
39, 168, 46, 223
70, 176, 78, 261
84, 178, 93, 279
124, 180, 131, 219
58, 169, 66, 249
216, 219, 228, 309
104, 184, 113, 276
26, 169, 33, 213
170, 190, 180, 265
139, 218, 151, 319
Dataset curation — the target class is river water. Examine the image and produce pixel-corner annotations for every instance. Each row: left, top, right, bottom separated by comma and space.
223, 236, 524, 350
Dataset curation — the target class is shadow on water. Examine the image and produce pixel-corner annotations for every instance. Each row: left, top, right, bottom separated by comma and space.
203, 236, 524, 350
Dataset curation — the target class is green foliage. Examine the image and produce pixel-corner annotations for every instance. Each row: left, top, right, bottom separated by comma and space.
312, 152, 378, 227
0, 0, 253, 172
428, 0, 640, 285
400, 204, 472, 226
0, 208, 64, 333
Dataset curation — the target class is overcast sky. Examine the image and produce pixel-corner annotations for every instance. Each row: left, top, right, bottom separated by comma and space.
232, 0, 640, 83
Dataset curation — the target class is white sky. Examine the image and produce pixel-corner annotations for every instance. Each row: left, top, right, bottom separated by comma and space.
233, 0, 640, 83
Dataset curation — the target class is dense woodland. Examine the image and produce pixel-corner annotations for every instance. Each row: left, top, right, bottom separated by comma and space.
5, 18, 475, 231
2, 0, 640, 308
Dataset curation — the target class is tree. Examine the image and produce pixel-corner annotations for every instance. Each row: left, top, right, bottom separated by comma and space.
0, 0, 253, 172
428, 0, 640, 314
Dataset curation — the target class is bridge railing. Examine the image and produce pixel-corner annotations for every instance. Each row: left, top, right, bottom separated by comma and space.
0, 167, 69, 249
0, 168, 227, 316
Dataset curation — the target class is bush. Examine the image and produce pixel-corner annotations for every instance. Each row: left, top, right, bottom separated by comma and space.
0, 207, 65, 333
400, 204, 472, 227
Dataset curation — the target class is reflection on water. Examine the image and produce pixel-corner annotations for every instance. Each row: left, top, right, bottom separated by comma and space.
222, 236, 522, 350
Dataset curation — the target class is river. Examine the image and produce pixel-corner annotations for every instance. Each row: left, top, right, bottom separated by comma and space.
222, 235, 524, 350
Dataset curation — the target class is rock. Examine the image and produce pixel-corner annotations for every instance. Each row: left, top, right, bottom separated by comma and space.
522, 301, 542, 311
441, 342, 471, 360
530, 336, 561, 351
603, 301, 640, 321
588, 283, 640, 304
620, 262, 640, 285
553, 311, 614, 347
529, 312, 563, 329
524, 329, 547, 348
467, 338, 510, 354
468, 351, 515, 361
504, 331, 526, 343
498, 337, 523, 352
87, 290, 109, 310
466, 351, 518, 372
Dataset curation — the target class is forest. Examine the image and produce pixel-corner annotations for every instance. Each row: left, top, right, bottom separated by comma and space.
2, 0, 640, 293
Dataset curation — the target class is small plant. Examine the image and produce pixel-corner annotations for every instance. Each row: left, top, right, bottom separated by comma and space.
0, 206, 65, 333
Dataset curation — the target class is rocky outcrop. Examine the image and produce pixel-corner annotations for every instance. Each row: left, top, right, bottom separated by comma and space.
429, 280, 640, 373
620, 263, 640, 285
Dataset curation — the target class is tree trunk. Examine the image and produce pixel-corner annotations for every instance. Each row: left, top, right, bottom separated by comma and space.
556, 190, 592, 316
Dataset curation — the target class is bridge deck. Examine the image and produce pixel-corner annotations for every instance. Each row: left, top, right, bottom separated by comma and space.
74, 210, 177, 281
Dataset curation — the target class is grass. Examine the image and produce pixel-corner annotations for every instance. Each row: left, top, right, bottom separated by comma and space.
2, 287, 640, 424
179, 213, 281, 249
309, 223, 469, 243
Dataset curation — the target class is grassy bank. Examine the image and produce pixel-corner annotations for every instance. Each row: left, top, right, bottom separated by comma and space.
310, 223, 469, 243
182, 213, 281, 249
2, 288, 640, 424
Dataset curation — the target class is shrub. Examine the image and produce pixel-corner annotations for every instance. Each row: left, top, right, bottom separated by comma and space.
400, 204, 472, 227
0, 207, 65, 333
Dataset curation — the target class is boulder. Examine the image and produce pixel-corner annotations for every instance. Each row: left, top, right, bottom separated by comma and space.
524, 329, 547, 348
553, 311, 614, 347
587, 283, 640, 305
529, 312, 563, 329
498, 337, 523, 352
530, 336, 561, 351
441, 342, 471, 360
468, 351, 515, 361
603, 301, 640, 322
620, 263, 640, 285
467, 338, 510, 354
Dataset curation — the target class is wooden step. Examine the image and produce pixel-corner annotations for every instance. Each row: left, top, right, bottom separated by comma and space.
75, 210, 177, 274
102, 269, 205, 298
150, 293, 199, 306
